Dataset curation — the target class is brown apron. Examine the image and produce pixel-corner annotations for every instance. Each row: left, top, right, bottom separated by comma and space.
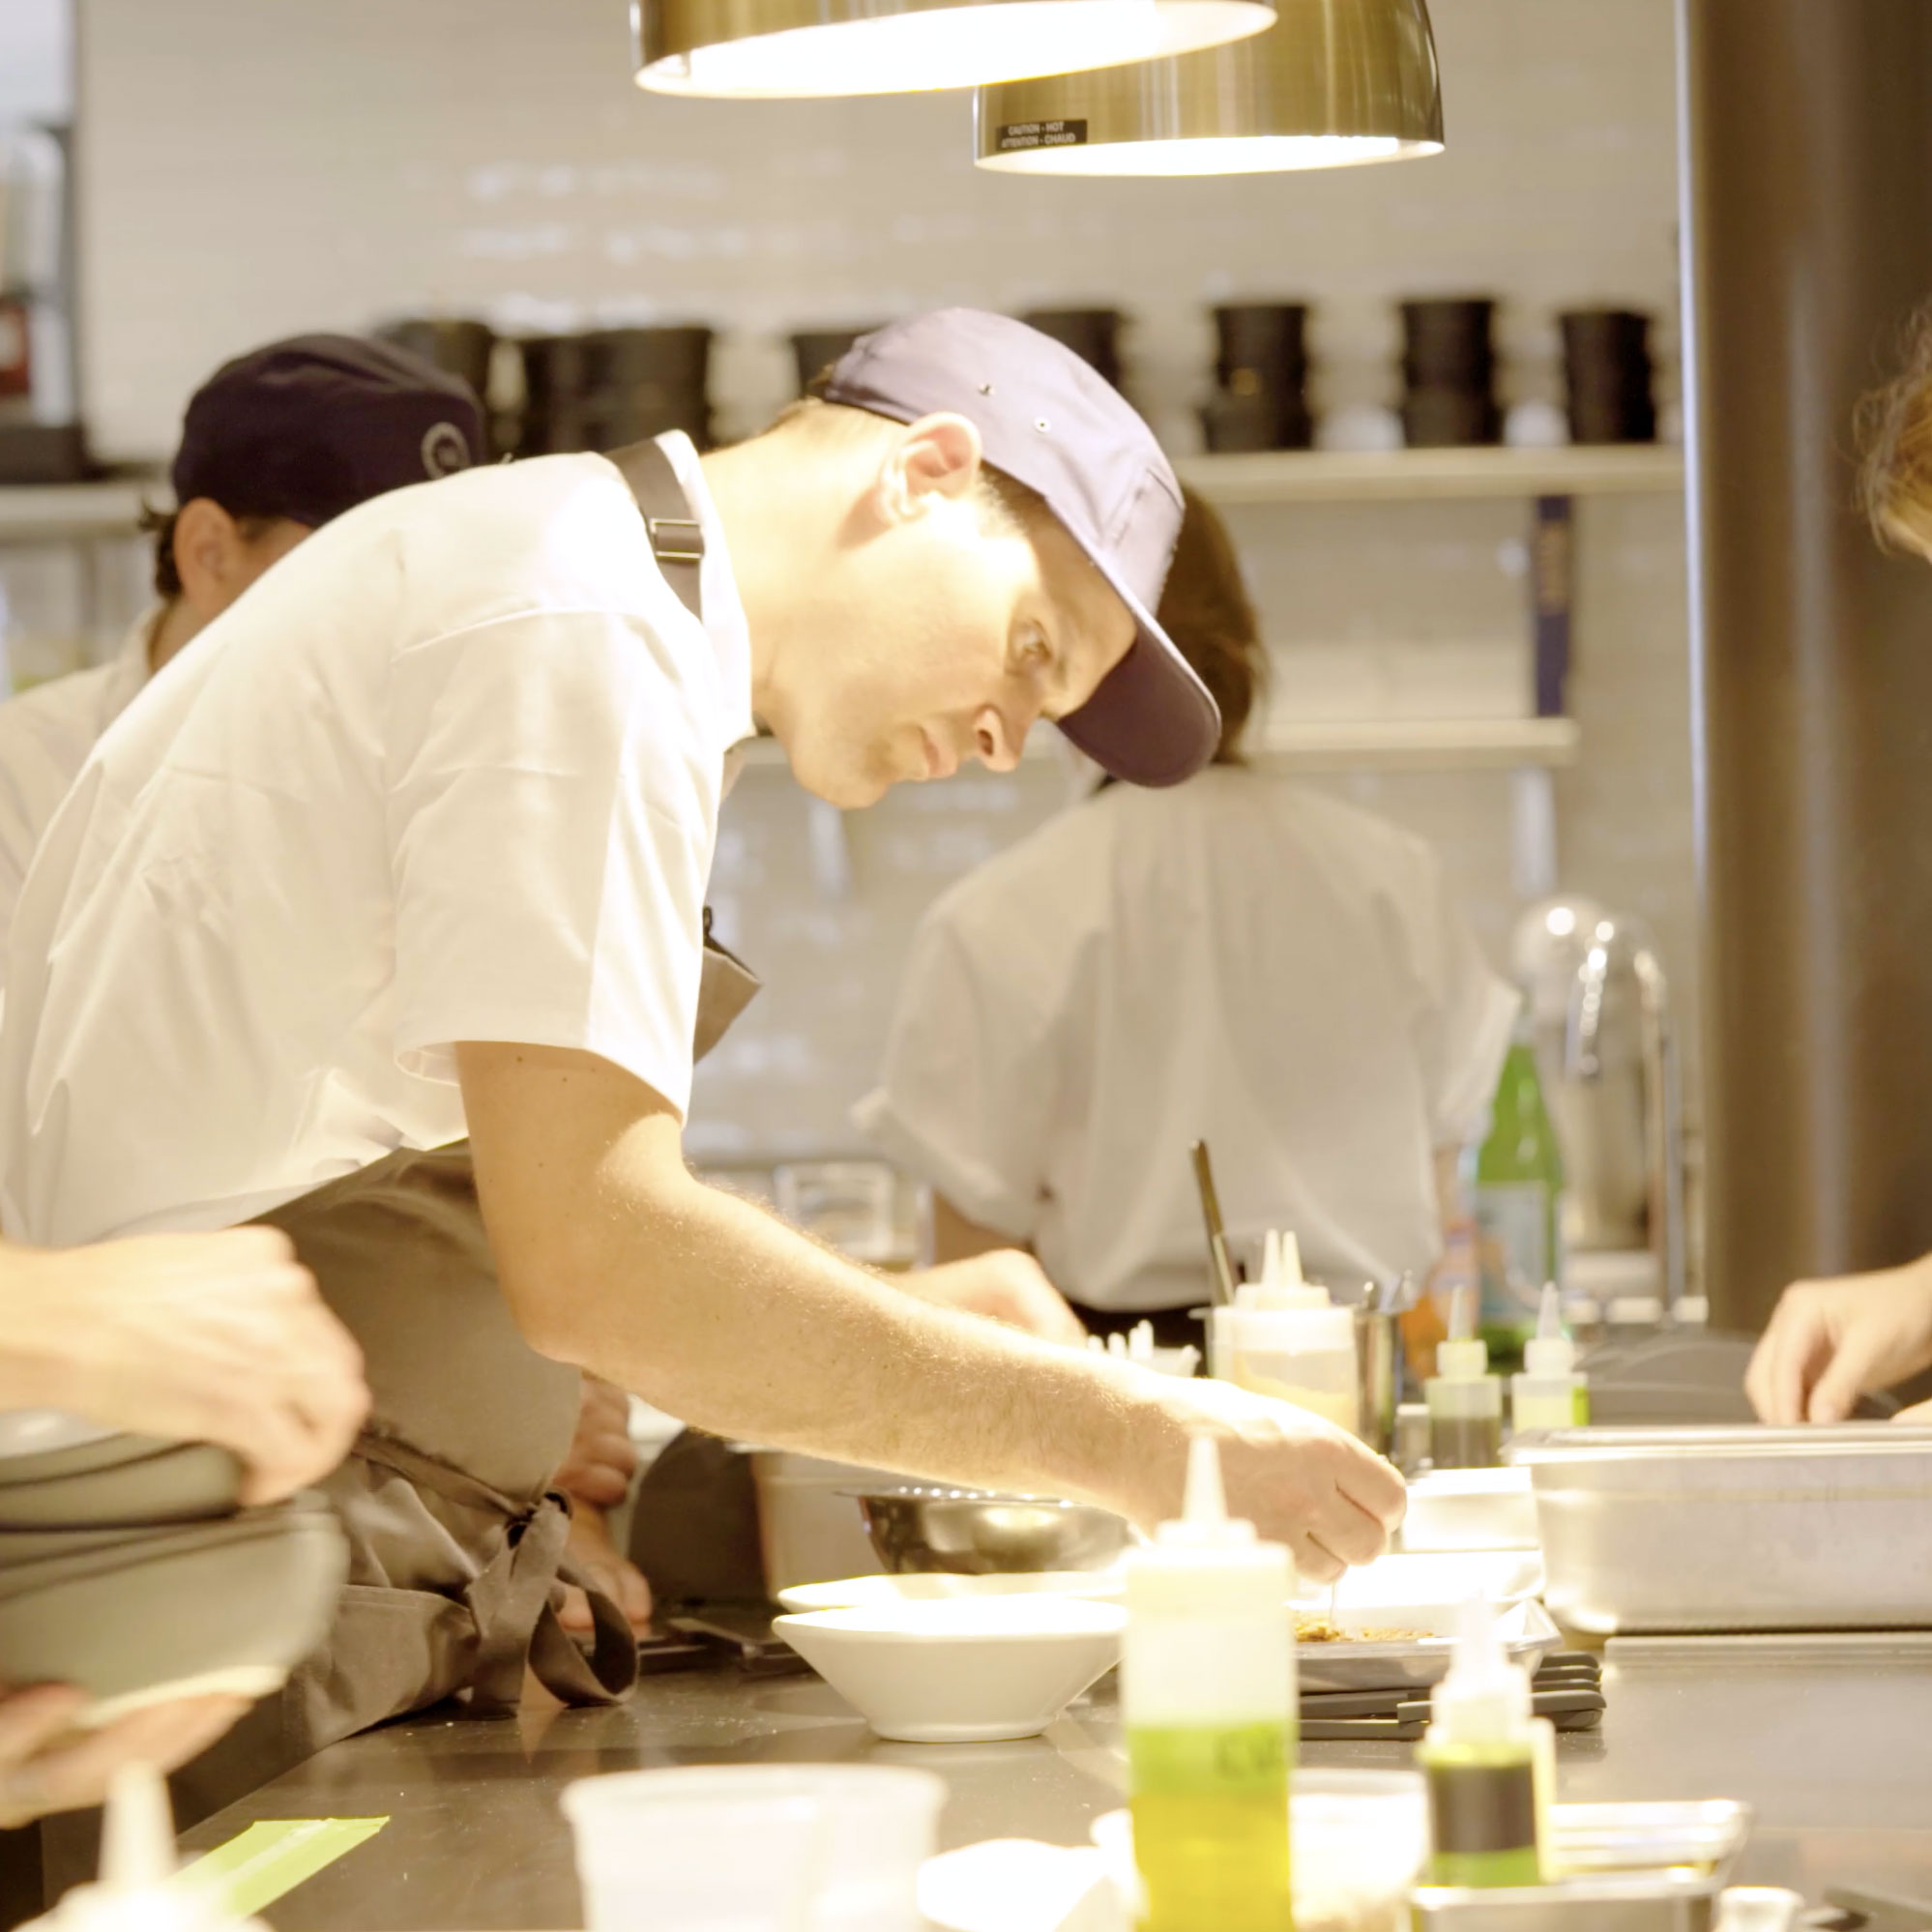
143, 440, 762, 1845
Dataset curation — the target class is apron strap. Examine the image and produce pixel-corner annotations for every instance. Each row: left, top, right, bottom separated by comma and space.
354, 1434, 636, 1716
602, 439, 705, 623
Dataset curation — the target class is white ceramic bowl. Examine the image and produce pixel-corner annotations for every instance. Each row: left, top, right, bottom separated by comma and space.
1398, 1466, 1540, 1552
774, 1596, 1125, 1743
1292, 1549, 1545, 1625
1093, 1768, 1427, 1932
777, 1568, 1126, 1615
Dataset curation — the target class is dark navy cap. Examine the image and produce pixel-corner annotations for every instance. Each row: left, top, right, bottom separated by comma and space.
170, 334, 483, 529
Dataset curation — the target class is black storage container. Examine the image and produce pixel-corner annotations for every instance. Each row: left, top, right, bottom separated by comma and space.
1398, 297, 1503, 448
1560, 307, 1657, 445
1019, 308, 1125, 390
517, 326, 715, 454
790, 326, 879, 396
1203, 303, 1314, 453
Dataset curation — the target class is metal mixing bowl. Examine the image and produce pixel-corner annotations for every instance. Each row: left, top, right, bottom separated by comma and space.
850, 1487, 1130, 1576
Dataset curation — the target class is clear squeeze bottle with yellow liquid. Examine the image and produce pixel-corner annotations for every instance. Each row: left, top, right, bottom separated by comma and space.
1225, 1231, 1361, 1437
1125, 1435, 1296, 1932
1509, 1283, 1591, 1435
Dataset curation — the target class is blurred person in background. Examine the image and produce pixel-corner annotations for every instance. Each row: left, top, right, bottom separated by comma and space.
859, 485, 1517, 1344
0, 1226, 365, 1826
1749, 307, 1932, 1427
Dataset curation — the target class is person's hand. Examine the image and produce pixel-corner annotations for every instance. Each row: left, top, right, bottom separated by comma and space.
557, 1505, 655, 1637
904, 1252, 1088, 1347
1745, 1256, 1932, 1423
553, 1376, 639, 1509
1127, 1375, 1407, 1587
0, 1683, 249, 1828
0, 1230, 367, 1506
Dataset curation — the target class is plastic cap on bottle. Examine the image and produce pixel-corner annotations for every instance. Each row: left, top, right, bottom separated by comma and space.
1673, 1296, 1710, 1328
1437, 1283, 1489, 1380
1523, 1283, 1576, 1378
1429, 1595, 1534, 1743
1608, 1295, 1665, 1327
1156, 1434, 1256, 1550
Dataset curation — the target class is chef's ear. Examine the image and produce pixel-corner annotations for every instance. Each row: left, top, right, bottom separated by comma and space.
170, 498, 256, 620
877, 414, 983, 524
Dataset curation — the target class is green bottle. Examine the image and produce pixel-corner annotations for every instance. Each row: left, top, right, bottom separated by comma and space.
1467, 1021, 1565, 1367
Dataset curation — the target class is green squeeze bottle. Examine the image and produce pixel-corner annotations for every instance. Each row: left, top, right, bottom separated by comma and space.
1418, 1597, 1552, 1889
1125, 1437, 1296, 1932
1469, 1020, 1566, 1367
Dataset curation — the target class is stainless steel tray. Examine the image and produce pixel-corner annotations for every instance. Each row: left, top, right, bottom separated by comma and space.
1412, 1800, 1752, 1932
1508, 1426, 1932, 1634
1298, 1598, 1561, 1691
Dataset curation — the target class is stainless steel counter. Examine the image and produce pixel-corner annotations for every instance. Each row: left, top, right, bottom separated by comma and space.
177, 1636, 1932, 1928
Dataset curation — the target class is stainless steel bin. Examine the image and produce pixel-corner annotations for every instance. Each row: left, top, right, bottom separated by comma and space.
1509, 1426, 1932, 1633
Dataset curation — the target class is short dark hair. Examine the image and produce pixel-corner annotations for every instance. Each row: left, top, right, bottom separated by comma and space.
137, 501, 281, 601
1156, 486, 1268, 765
1857, 301, 1932, 552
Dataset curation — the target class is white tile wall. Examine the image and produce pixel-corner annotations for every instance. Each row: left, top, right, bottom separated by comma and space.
70, 0, 1697, 1165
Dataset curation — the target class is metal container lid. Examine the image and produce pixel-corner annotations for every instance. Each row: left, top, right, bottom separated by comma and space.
1509, 1424, 1932, 1463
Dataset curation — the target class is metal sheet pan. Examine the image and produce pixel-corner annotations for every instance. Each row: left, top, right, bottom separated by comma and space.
1296, 1597, 1561, 1691
1509, 1426, 1932, 1634
1412, 1800, 1753, 1932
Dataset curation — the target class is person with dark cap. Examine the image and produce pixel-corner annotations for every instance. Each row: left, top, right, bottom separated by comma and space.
0, 333, 483, 968
1, 311, 1405, 1807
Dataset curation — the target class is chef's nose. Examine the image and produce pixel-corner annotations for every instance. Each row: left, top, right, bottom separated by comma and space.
972, 705, 1027, 773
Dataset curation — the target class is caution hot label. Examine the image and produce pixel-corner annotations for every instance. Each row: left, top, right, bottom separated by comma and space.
995, 118, 1090, 152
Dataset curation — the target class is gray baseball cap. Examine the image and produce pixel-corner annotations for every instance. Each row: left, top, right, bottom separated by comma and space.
821, 308, 1220, 787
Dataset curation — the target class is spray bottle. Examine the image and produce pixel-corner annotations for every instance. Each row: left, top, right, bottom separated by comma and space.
1125, 1436, 1295, 1932
1425, 1285, 1504, 1468
28, 1762, 265, 1932
1417, 1597, 1552, 1888
1509, 1284, 1590, 1434
1224, 1231, 1361, 1435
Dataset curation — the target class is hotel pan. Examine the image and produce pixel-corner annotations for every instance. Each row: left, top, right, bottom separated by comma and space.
1508, 1425, 1932, 1634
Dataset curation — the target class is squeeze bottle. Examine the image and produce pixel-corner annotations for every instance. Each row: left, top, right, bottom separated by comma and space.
1417, 1596, 1552, 1888
1424, 1285, 1504, 1468
1509, 1283, 1590, 1433
1125, 1436, 1295, 1932
1224, 1231, 1361, 1435
28, 1763, 268, 1932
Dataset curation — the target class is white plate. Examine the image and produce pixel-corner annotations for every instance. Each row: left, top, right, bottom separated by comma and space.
1293, 1549, 1545, 1623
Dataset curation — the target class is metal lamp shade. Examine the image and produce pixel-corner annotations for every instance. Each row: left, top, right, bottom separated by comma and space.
974, 0, 1442, 174
633, 0, 1277, 99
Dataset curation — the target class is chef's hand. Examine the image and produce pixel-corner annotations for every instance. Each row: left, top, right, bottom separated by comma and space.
1136, 1376, 1406, 1586
0, 1683, 249, 1828
1746, 1254, 1932, 1423
902, 1252, 1088, 1347
554, 1375, 639, 1509
558, 1506, 655, 1637
0, 1230, 367, 1506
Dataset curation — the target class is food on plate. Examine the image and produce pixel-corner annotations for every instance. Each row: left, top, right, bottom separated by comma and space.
1294, 1616, 1429, 1645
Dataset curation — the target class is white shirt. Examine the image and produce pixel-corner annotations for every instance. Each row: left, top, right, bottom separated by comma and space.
1, 438, 753, 1244
856, 772, 1519, 1311
0, 614, 156, 980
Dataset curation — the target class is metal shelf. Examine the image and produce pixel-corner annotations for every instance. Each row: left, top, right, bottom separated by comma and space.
732, 717, 1577, 780
1251, 716, 1578, 772
0, 479, 157, 542
1174, 444, 1683, 506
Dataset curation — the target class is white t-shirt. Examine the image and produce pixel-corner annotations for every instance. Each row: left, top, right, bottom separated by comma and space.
1, 438, 753, 1244
856, 771, 1519, 1311
0, 614, 155, 982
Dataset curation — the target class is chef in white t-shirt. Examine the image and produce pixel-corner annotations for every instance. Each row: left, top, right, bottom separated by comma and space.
2, 313, 1404, 1767
859, 487, 1518, 1333
0, 335, 484, 981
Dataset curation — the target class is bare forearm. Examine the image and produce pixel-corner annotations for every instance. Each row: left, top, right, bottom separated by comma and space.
470, 1116, 1170, 1519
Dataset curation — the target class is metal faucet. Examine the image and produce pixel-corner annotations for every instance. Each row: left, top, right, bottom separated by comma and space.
1566, 914, 1686, 1309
